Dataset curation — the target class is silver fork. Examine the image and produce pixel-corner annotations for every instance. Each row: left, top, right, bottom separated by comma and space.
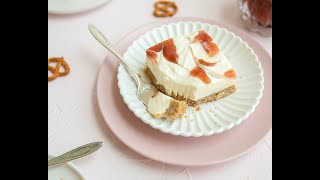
88, 24, 158, 106
48, 141, 103, 167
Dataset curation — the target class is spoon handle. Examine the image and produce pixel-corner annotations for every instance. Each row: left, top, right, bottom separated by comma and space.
48, 141, 103, 168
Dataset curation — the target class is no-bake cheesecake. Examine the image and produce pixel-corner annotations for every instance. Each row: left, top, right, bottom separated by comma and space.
146, 30, 237, 107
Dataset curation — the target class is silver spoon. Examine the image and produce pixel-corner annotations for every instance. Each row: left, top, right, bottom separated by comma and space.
48, 141, 103, 168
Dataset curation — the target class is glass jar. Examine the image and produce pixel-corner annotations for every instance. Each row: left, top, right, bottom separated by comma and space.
239, 0, 272, 36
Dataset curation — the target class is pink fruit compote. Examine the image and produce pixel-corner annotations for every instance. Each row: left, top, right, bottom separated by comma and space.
239, 0, 272, 36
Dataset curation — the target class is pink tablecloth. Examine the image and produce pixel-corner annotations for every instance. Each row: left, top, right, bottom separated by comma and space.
48, 0, 272, 179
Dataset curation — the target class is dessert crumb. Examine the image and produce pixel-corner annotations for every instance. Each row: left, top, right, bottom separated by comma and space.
184, 115, 188, 119
138, 73, 142, 78
196, 106, 201, 111
143, 68, 148, 75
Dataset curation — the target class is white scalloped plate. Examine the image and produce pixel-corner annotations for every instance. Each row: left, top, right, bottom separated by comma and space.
117, 21, 264, 137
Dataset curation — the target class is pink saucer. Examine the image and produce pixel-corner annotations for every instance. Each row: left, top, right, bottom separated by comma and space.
97, 17, 272, 166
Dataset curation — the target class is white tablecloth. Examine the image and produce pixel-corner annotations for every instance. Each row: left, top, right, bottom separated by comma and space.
48, 0, 272, 179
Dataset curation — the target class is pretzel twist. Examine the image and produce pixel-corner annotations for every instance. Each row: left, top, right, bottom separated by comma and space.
48, 57, 70, 81
153, 1, 178, 17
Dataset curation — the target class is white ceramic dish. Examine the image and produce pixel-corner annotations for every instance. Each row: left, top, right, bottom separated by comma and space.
48, 0, 110, 14
48, 154, 86, 180
117, 21, 264, 137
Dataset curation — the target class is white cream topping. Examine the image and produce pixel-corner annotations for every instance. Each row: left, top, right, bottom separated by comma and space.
147, 92, 172, 117
146, 30, 236, 101
190, 43, 223, 63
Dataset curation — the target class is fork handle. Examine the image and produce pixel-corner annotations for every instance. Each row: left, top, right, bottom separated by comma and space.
48, 142, 103, 167
88, 24, 140, 87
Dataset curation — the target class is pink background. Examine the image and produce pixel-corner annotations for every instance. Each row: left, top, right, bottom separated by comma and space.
48, 0, 272, 179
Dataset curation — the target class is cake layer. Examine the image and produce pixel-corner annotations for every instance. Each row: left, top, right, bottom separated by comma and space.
146, 68, 236, 106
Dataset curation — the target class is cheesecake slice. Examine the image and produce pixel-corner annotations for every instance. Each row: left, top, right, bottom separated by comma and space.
145, 30, 237, 107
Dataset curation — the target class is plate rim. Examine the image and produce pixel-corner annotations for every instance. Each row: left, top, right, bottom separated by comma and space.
48, 0, 110, 14
117, 21, 264, 137
96, 17, 272, 166
48, 153, 86, 179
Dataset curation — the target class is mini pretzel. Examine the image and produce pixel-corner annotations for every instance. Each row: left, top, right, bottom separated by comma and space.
48, 57, 70, 81
153, 1, 178, 17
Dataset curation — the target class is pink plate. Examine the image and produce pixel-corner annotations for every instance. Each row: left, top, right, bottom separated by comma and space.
96, 17, 272, 166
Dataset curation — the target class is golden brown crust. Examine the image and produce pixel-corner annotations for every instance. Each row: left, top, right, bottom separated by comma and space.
146, 67, 237, 106
164, 99, 187, 119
